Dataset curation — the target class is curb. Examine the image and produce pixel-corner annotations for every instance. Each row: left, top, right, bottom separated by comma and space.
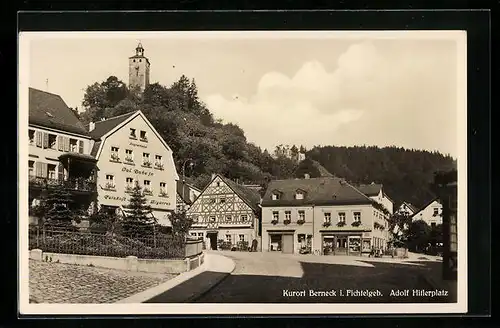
116, 252, 235, 303
185, 254, 235, 303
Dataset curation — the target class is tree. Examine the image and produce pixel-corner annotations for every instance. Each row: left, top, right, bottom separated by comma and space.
169, 211, 194, 237
121, 181, 155, 238
88, 205, 122, 236
43, 185, 76, 229
407, 220, 431, 252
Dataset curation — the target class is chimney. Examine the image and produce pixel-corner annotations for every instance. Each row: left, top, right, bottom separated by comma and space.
89, 122, 95, 132
304, 173, 310, 179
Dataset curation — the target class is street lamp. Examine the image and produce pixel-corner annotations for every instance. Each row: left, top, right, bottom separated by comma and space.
181, 158, 194, 211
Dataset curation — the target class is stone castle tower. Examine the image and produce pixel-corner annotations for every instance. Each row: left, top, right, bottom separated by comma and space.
128, 42, 150, 92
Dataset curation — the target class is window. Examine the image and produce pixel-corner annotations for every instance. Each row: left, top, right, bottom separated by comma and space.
159, 182, 167, 194
125, 149, 133, 162
431, 222, 436, 228
285, 211, 291, 220
239, 234, 245, 242
338, 212, 346, 223
111, 146, 120, 161
70, 139, 78, 152
272, 211, 279, 221
216, 182, 220, 187
241, 214, 248, 222
324, 212, 332, 223
143, 153, 151, 166
125, 177, 134, 190
48, 134, 57, 150
190, 233, 196, 237
219, 198, 226, 204
209, 216, 216, 222
29, 130, 35, 145
140, 130, 148, 141
295, 191, 304, 200
298, 210, 305, 221
155, 155, 163, 168
353, 212, 361, 222
130, 128, 137, 139
28, 160, 34, 176
208, 198, 216, 204
272, 193, 280, 200
105, 175, 115, 189
198, 233, 204, 237
225, 235, 232, 243
143, 180, 151, 193
226, 215, 232, 222
433, 208, 439, 216
47, 164, 56, 179
297, 234, 306, 243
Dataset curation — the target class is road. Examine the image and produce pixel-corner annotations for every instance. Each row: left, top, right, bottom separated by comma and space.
194, 251, 453, 303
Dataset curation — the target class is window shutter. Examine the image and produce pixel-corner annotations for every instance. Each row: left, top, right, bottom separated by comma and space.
35, 162, 42, 177
41, 163, 48, 178
78, 140, 84, 154
42, 133, 49, 149
64, 137, 70, 152
35, 131, 42, 147
57, 136, 64, 151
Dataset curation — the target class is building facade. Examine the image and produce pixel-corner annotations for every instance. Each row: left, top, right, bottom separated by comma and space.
396, 201, 418, 216
186, 174, 261, 250
261, 176, 390, 255
88, 110, 179, 226
28, 88, 98, 225
411, 199, 443, 227
128, 43, 150, 92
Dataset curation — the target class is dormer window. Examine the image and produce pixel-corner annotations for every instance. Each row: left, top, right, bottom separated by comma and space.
271, 191, 282, 200
295, 189, 305, 200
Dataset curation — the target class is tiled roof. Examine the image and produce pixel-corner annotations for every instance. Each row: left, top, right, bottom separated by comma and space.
356, 183, 383, 197
29, 88, 89, 136
402, 202, 418, 213
176, 180, 201, 205
261, 177, 373, 207
221, 176, 261, 213
88, 111, 137, 140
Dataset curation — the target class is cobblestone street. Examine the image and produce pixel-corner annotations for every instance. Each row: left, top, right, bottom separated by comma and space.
29, 260, 177, 303
195, 251, 454, 303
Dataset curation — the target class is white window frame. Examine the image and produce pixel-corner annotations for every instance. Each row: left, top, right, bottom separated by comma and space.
324, 212, 332, 223
353, 212, 361, 222
272, 211, 279, 221
298, 210, 305, 221
285, 211, 291, 220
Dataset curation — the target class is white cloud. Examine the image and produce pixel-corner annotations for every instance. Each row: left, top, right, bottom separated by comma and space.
205, 40, 457, 155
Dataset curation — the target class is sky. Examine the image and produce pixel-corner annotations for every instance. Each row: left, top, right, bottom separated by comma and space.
24, 31, 464, 157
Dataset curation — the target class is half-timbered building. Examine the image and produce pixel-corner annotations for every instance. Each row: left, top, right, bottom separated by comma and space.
186, 174, 261, 251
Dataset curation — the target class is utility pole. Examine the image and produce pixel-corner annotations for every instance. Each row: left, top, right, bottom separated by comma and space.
181, 159, 194, 212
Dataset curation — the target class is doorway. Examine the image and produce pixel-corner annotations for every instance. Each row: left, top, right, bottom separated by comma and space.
207, 232, 218, 250
282, 234, 294, 254
335, 236, 348, 255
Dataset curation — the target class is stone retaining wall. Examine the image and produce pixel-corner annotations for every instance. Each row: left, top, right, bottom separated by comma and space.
29, 249, 205, 274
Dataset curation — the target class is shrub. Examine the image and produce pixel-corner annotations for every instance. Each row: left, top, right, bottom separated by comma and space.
236, 240, 249, 251
283, 219, 291, 225
297, 219, 305, 225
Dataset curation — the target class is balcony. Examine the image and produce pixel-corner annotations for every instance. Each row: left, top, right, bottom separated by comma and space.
29, 176, 97, 193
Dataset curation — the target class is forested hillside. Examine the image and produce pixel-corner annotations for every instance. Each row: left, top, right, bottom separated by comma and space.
78, 75, 456, 209
306, 146, 456, 208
